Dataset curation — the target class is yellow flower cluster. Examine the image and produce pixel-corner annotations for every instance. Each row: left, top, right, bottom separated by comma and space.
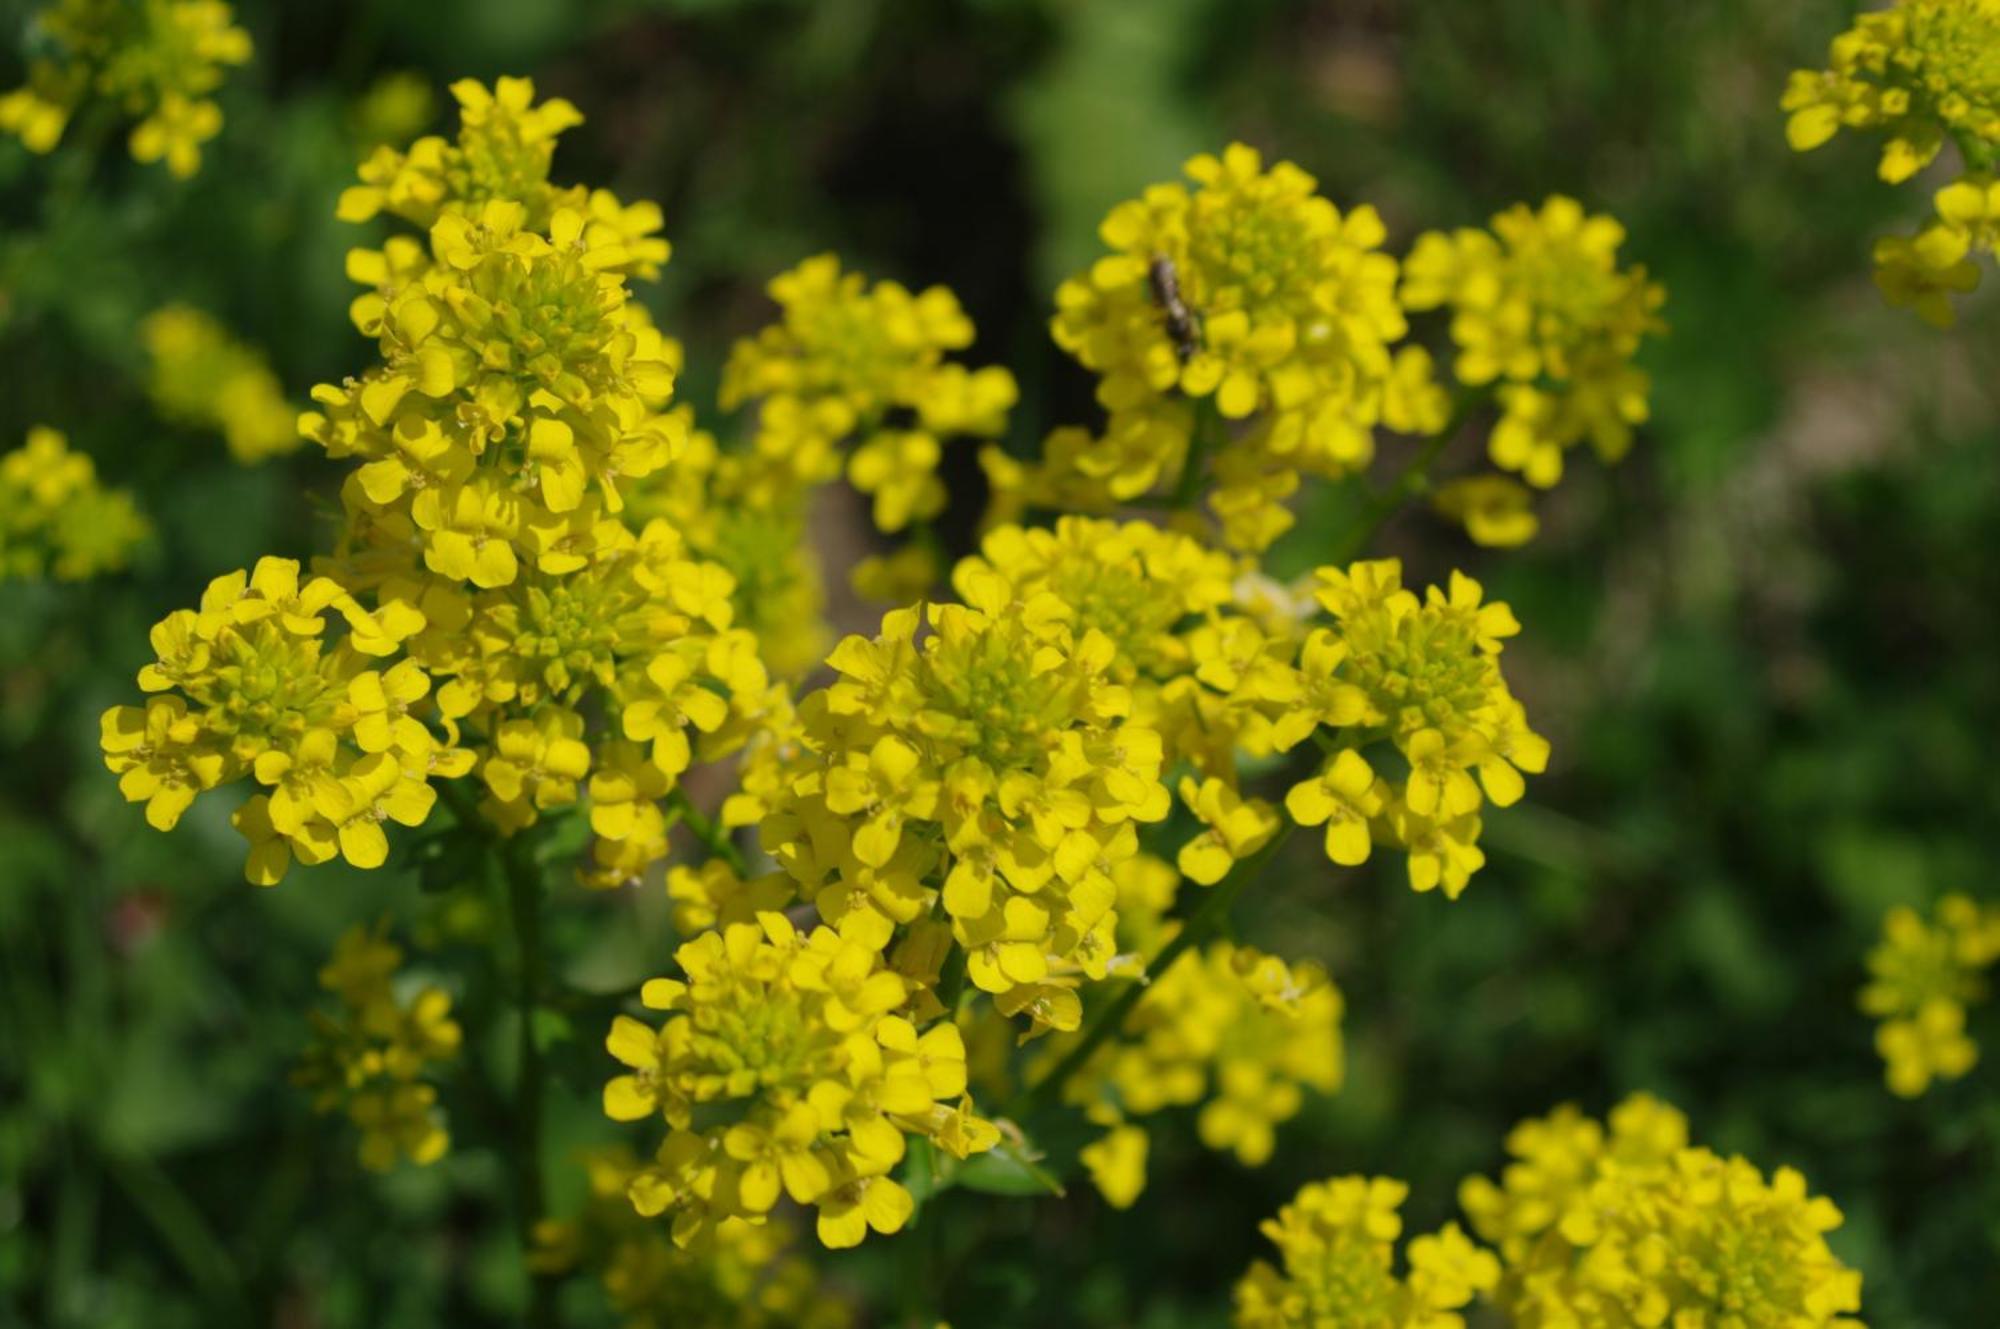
1019, 143, 1447, 551
1784, 0, 2000, 326
337, 77, 667, 277
760, 574, 1173, 1037
0, 426, 149, 580
1065, 940, 1344, 1209
622, 424, 831, 680
1283, 561, 1546, 899
531, 1147, 852, 1329
1402, 196, 1665, 494
1459, 1094, 1866, 1328
603, 911, 999, 1249
142, 305, 299, 464
0, 0, 250, 177
294, 924, 461, 1171
721, 253, 1016, 537
306, 79, 785, 887
1860, 894, 2000, 1097
998, 144, 1660, 553
1233, 1176, 1498, 1329
100, 556, 467, 881
949, 527, 1544, 901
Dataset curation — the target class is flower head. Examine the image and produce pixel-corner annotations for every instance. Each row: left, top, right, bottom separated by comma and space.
1, 0, 251, 177
0, 427, 149, 581
1860, 894, 2000, 1095
1460, 1094, 1865, 1328
1403, 197, 1663, 488
604, 912, 996, 1248
1233, 1175, 1498, 1328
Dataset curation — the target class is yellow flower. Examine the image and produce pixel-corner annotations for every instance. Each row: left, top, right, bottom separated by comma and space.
1785, 4, 2000, 322
1081, 1124, 1151, 1210
0, 427, 150, 581
1782, 0, 2000, 181
142, 306, 299, 463
762, 575, 1172, 1030
1176, 775, 1280, 885
621, 427, 832, 679
1430, 474, 1539, 548
1051, 941, 1343, 1193
531, 1147, 853, 1329
1278, 561, 1546, 898
295, 923, 460, 1171
100, 555, 459, 883
1233, 1175, 1497, 1328
1, 0, 250, 176
721, 253, 1015, 531
1403, 196, 1663, 489
339, 76, 587, 233
349, 70, 434, 150
1043, 143, 1440, 551
1860, 894, 2000, 1096
130, 89, 221, 178
1872, 228, 1984, 329
1285, 749, 1387, 868
606, 912, 997, 1248
1461, 1093, 1865, 1328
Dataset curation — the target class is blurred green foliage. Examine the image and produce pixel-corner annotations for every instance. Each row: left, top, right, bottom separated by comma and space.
2, 0, 1997, 1325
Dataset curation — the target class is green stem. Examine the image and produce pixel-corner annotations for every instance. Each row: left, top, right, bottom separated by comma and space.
500, 836, 558, 1328
435, 774, 483, 832
1167, 405, 1220, 509
98, 1145, 246, 1318
667, 788, 749, 875
1951, 128, 1996, 175
1009, 826, 1294, 1118
1329, 391, 1481, 565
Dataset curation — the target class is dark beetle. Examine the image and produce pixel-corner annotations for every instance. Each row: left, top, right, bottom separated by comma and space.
1148, 253, 1202, 363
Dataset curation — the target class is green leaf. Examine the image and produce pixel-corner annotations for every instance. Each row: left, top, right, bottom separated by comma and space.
952, 1140, 1066, 1199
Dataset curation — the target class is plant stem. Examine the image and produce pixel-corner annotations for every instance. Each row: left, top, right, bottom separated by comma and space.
667, 787, 749, 875
500, 836, 558, 1327
1009, 826, 1294, 1118
1329, 391, 1481, 565
1167, 404, 1219, 509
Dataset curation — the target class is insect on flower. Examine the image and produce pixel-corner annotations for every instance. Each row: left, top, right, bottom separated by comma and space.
1147, 253, 1202, 363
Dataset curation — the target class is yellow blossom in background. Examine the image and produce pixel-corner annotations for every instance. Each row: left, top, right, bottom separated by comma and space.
350, 70, 435, 150
142, 305, 300, 463
1872, 172, 2000, 326
0, 426, 150, 580
1402, 196, 1664, 489
1782, 0, 2000, 182
98, 555, 468, 882
1784, 1, 2000, 324
1860, 894, 2000, 1096
295, 923, 460, 1171
0, 0, 251, 177
720, 253, 1016, 524
603, 911, 999, 1249
1056, 940, 1344, 1207
623, 424, 831, 680
1430, 474, 1538, 548
530, 1147, 852, 1329
1460, 1093, 1866, 1328
1233, 1175, 1498, 1329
